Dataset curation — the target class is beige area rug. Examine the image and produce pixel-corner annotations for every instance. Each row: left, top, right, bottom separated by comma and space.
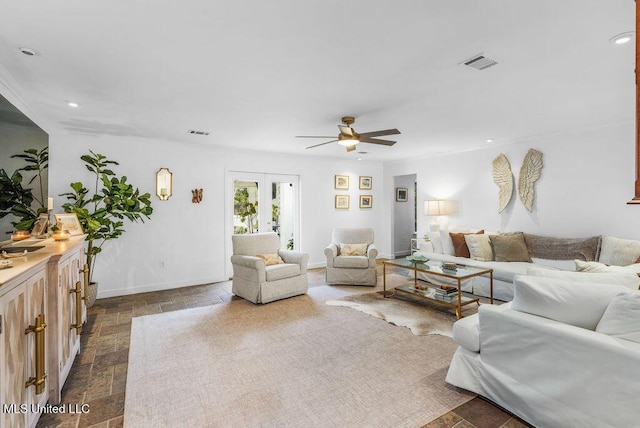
124, 285, 474, 428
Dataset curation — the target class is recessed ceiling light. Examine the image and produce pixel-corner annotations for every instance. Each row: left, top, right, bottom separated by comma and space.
357, 157, 362, 161
486, 139, 494, 143
67, 101, 79, 108
19, 47, 36, 56
610, 32, 634, 45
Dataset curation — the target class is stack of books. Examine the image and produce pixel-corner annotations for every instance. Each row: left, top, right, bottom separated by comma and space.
433, 285, 458, 300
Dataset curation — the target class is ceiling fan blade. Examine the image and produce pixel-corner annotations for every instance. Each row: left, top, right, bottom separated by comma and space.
346, 144, 357, 152
305, 139, 338, 149
358, 128, 401, 138
295, 135, 336, 138
338, 125, 353, 136
359, 137, 396, 146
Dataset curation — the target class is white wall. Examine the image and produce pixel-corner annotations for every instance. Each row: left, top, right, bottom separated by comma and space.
384, 121, 639, 241
392, 174, 415, 256
48, 133, 387, 298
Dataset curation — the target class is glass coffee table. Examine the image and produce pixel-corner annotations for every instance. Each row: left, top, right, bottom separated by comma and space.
383, 258, 493, 319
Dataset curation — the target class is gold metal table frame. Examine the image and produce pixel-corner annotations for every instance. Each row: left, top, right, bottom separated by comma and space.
383, 259, 494, 319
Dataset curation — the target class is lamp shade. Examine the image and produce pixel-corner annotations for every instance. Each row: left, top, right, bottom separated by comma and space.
425, 200, 447, 216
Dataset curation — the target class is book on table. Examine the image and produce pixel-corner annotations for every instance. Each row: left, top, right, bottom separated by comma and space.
434, 285, 458, 295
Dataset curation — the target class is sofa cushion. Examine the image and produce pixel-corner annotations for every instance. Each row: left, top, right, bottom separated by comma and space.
512, 276, 630, 330
450, 230, 484, 258
599, 236, 640, 266
524, 233, 601, 261
465, 234, 494, 262
426, 232, 443, 253
265, 263, 301, 281
575, 260, 640, 276
339, 243, 367, 256
596, 291, 640, 344
527, 267, 640, 290
452, 313, 480, 352
490, 232, 531, 262
334, 255, 369, 269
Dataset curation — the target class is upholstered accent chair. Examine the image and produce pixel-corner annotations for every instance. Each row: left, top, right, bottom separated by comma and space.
231, 232, 309, 304
325, 228, 378, 286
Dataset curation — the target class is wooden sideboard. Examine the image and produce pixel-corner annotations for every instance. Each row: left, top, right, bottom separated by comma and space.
0, 236, 86, 428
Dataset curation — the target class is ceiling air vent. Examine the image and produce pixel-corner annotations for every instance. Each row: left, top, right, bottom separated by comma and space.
188, 129, 210, 136
462, 53, 498, 71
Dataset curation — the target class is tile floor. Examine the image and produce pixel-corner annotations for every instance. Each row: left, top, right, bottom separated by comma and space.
36, 265, 531, 428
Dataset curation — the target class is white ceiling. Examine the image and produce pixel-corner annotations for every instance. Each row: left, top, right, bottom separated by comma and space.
0, 1, 635, 162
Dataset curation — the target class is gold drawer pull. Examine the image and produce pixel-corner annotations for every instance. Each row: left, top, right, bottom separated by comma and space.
69, 281, 83, 335
25, 314, 47, 395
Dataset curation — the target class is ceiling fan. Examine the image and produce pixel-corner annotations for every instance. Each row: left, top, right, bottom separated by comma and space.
296, 116, 400, 152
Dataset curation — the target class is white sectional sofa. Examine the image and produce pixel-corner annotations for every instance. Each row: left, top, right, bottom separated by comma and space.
414, 229, 640, 301
445, 270, 640, 428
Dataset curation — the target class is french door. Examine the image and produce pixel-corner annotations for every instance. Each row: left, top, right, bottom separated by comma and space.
226, 171, 300, 277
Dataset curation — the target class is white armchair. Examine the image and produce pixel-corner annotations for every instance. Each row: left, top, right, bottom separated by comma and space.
324, 228, 378, 286
231, 232, 309, 304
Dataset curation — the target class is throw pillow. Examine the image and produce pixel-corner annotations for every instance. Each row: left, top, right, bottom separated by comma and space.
439, 226, 470, 256
450, 230, 484, 258
596, 291, 640, 344
464, 234, 494, 261
512, 275, 631, 330
339, 243, 368, 256
575, 260, 640, 276
489, 232, 531, 262
527, 267, 640, 290
598, 236, 640, 266
426, 232, 443, 253
256, 254, 284, 266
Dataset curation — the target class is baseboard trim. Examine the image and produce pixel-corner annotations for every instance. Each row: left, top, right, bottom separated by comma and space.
96, 276, 227, 299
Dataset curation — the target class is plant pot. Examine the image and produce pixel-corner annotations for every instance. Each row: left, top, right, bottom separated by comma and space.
86, 282, 98, 308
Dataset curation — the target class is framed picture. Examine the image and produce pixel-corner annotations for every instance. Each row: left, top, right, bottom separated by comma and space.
335, 174, 349, 190
396, 187, 408, 202
31, 213, 49, 237
359, 176, 372, 190
335, 195, 350, 209
359, 195, 373, 209
54, 213, 84, 236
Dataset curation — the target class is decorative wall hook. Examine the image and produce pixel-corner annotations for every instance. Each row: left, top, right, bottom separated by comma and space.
192, 188, 203, 203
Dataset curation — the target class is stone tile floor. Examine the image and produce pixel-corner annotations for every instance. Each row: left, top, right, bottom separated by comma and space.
36, 265, 531, 428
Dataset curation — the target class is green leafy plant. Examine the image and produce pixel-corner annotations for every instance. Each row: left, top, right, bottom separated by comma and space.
60, 151, 153, 283
234, 188, 258, 233
0, 147, 48, 231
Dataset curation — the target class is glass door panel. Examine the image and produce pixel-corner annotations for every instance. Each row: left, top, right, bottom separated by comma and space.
233, 180, 260, 234
270, 179, 296, 250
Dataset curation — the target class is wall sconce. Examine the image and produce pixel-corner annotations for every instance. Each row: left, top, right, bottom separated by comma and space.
424, 199, 450, 232
156, 168, 173, 201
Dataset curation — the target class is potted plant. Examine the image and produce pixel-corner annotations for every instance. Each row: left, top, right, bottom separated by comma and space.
60, 151, 152, 306
0, 147, 49, 233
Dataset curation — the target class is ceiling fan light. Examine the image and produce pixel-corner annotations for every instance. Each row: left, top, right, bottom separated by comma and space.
338, 134, 360, 146
338, 139, 360, 146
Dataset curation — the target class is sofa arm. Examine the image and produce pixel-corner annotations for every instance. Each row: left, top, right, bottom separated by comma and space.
367, 243, 378, 259
279, 250, 309, 274
231, 255, 265, 270
324, 244, 338, 266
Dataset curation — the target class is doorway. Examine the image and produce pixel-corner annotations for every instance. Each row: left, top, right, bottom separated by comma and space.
226, 171, 300, 277
393, 174, 417, 257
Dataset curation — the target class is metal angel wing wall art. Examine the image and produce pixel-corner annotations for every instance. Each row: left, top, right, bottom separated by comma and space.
492, 153, 514, 214
517, 149, 543, 212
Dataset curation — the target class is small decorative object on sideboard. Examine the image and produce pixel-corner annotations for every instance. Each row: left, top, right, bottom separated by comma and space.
11, 230, 31, 241
442, 262, 458, 271
52, 229, 71, 241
